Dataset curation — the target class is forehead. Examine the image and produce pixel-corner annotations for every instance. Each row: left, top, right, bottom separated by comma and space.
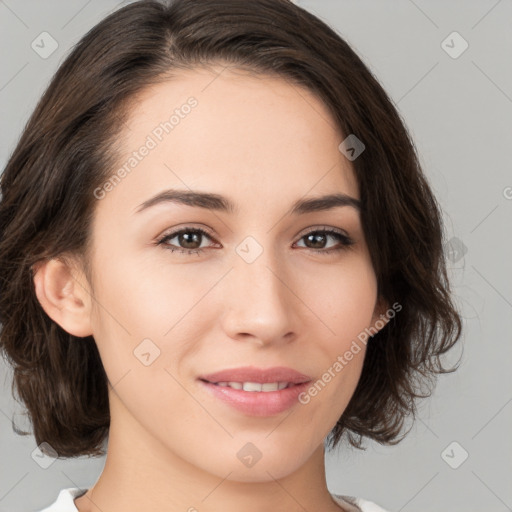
101, 65, 359, 216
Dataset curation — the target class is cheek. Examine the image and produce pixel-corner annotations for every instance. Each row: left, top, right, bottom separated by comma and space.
87, 251, 203, 427
296, 344, 368, 448
87, 248, 218, 383
296, 253, 378, 341
92, 248, 210, 335
294, 256, 375, 413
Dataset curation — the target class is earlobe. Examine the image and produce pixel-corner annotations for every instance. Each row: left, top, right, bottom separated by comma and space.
32, 257, 93, 337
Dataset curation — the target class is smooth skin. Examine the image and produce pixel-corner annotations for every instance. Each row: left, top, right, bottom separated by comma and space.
34, 65, 389, 512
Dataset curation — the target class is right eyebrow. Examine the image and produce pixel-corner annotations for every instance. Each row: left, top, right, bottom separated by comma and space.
134, 189, 237, 215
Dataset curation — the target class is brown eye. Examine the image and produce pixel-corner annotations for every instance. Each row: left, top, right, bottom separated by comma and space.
157, 228, 216, 255
304, 232, 329, 249
174, 231, 203, 249
295, 229, 354, 254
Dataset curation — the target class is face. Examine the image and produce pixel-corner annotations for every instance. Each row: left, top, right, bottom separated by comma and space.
78, 66, 386, 482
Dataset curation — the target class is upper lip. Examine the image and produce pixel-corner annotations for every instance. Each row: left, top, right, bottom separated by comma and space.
198, 366, 312, 384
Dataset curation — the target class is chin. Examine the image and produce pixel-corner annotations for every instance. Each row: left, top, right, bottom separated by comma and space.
222, 461, 303, 483
198, 442, 310, 483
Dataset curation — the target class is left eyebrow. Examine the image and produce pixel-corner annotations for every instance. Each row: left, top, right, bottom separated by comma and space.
133, 189, 361, 215
291, 193, 361, 214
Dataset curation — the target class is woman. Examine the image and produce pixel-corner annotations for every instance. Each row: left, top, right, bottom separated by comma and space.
0, 1, 462, 511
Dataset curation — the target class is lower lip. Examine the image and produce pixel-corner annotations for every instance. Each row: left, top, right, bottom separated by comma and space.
198, 380, 311, 416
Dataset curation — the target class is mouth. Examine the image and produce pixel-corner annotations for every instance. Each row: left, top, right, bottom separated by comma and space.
196, 367, 313, 416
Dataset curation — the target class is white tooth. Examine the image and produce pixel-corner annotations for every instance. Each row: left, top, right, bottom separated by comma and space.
243, 382, 263, 392
221, 381, 290, 391
261, 382, 279, 392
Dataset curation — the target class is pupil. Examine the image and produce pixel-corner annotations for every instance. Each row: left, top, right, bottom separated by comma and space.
307, 233, 325, 249
180, 232, 200, 249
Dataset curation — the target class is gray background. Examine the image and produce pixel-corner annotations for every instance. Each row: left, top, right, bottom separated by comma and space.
1, 1, 511, 511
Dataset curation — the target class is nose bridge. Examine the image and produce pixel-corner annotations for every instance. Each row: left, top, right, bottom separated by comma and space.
221, 235, 297, 342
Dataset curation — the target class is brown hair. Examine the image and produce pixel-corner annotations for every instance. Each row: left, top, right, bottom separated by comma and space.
0, 0, 462, 458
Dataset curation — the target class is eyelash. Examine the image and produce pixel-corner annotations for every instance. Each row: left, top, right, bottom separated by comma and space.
156, 226, 354, 256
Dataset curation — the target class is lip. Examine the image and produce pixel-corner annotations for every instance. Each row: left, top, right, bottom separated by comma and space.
198, 365, 312, 384
197, 366, 313, 416
199, 380, 312, 416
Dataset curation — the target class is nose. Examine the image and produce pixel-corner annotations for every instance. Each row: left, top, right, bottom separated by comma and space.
220, 245, 299, 347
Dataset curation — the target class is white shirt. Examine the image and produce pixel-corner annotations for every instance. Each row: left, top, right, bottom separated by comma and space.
36, 487, 390, 512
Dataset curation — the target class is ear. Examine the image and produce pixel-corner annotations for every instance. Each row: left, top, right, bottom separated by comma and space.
32, 256, 93, 337
369, 295, 391, 334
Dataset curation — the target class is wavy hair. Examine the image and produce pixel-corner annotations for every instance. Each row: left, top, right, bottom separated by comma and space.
0, 0, 462, 457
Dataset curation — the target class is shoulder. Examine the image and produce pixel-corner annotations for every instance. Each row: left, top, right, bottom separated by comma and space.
35, 487, 87, 512
331, 493, 391, 512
